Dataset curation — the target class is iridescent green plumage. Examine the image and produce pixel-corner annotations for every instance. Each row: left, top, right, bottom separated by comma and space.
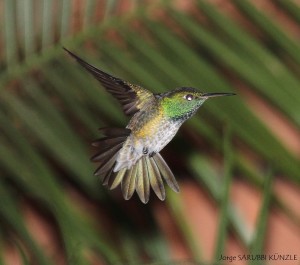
65, 48, 235, 203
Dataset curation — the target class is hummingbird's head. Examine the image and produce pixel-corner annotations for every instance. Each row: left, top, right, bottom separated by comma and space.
161, 87, 235, 121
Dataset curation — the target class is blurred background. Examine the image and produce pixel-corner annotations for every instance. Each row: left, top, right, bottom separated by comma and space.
1, 0, 300, 264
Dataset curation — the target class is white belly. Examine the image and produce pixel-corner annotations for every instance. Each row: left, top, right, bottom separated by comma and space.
113, 118, 182, 172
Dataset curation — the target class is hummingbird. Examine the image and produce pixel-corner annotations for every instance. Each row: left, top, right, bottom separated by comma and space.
64, 48, 235, 204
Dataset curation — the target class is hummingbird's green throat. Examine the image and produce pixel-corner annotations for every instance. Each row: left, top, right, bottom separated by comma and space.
64, 48, 235, 204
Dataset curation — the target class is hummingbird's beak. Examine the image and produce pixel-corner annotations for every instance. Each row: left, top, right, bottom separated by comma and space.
202, 92, 236, 98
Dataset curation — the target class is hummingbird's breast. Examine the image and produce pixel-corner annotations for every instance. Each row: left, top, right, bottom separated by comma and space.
113, 104, 183, 172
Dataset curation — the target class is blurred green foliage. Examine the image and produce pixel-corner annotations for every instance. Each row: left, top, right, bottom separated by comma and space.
1, 0, 300, 264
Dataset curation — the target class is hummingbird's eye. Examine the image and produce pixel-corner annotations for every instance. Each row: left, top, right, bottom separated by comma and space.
184, 94, 194, 101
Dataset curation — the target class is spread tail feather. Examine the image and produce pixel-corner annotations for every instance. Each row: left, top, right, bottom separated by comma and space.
91, 128, 130, 180
152, 153, 180, 193
91, 128, 179, 203
112, 154, 179, 204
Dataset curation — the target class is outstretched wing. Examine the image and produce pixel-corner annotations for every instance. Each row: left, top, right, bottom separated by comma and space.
64, 48, 155, 116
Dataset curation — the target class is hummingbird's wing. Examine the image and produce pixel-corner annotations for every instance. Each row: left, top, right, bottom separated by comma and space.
64, 48, 155, 116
